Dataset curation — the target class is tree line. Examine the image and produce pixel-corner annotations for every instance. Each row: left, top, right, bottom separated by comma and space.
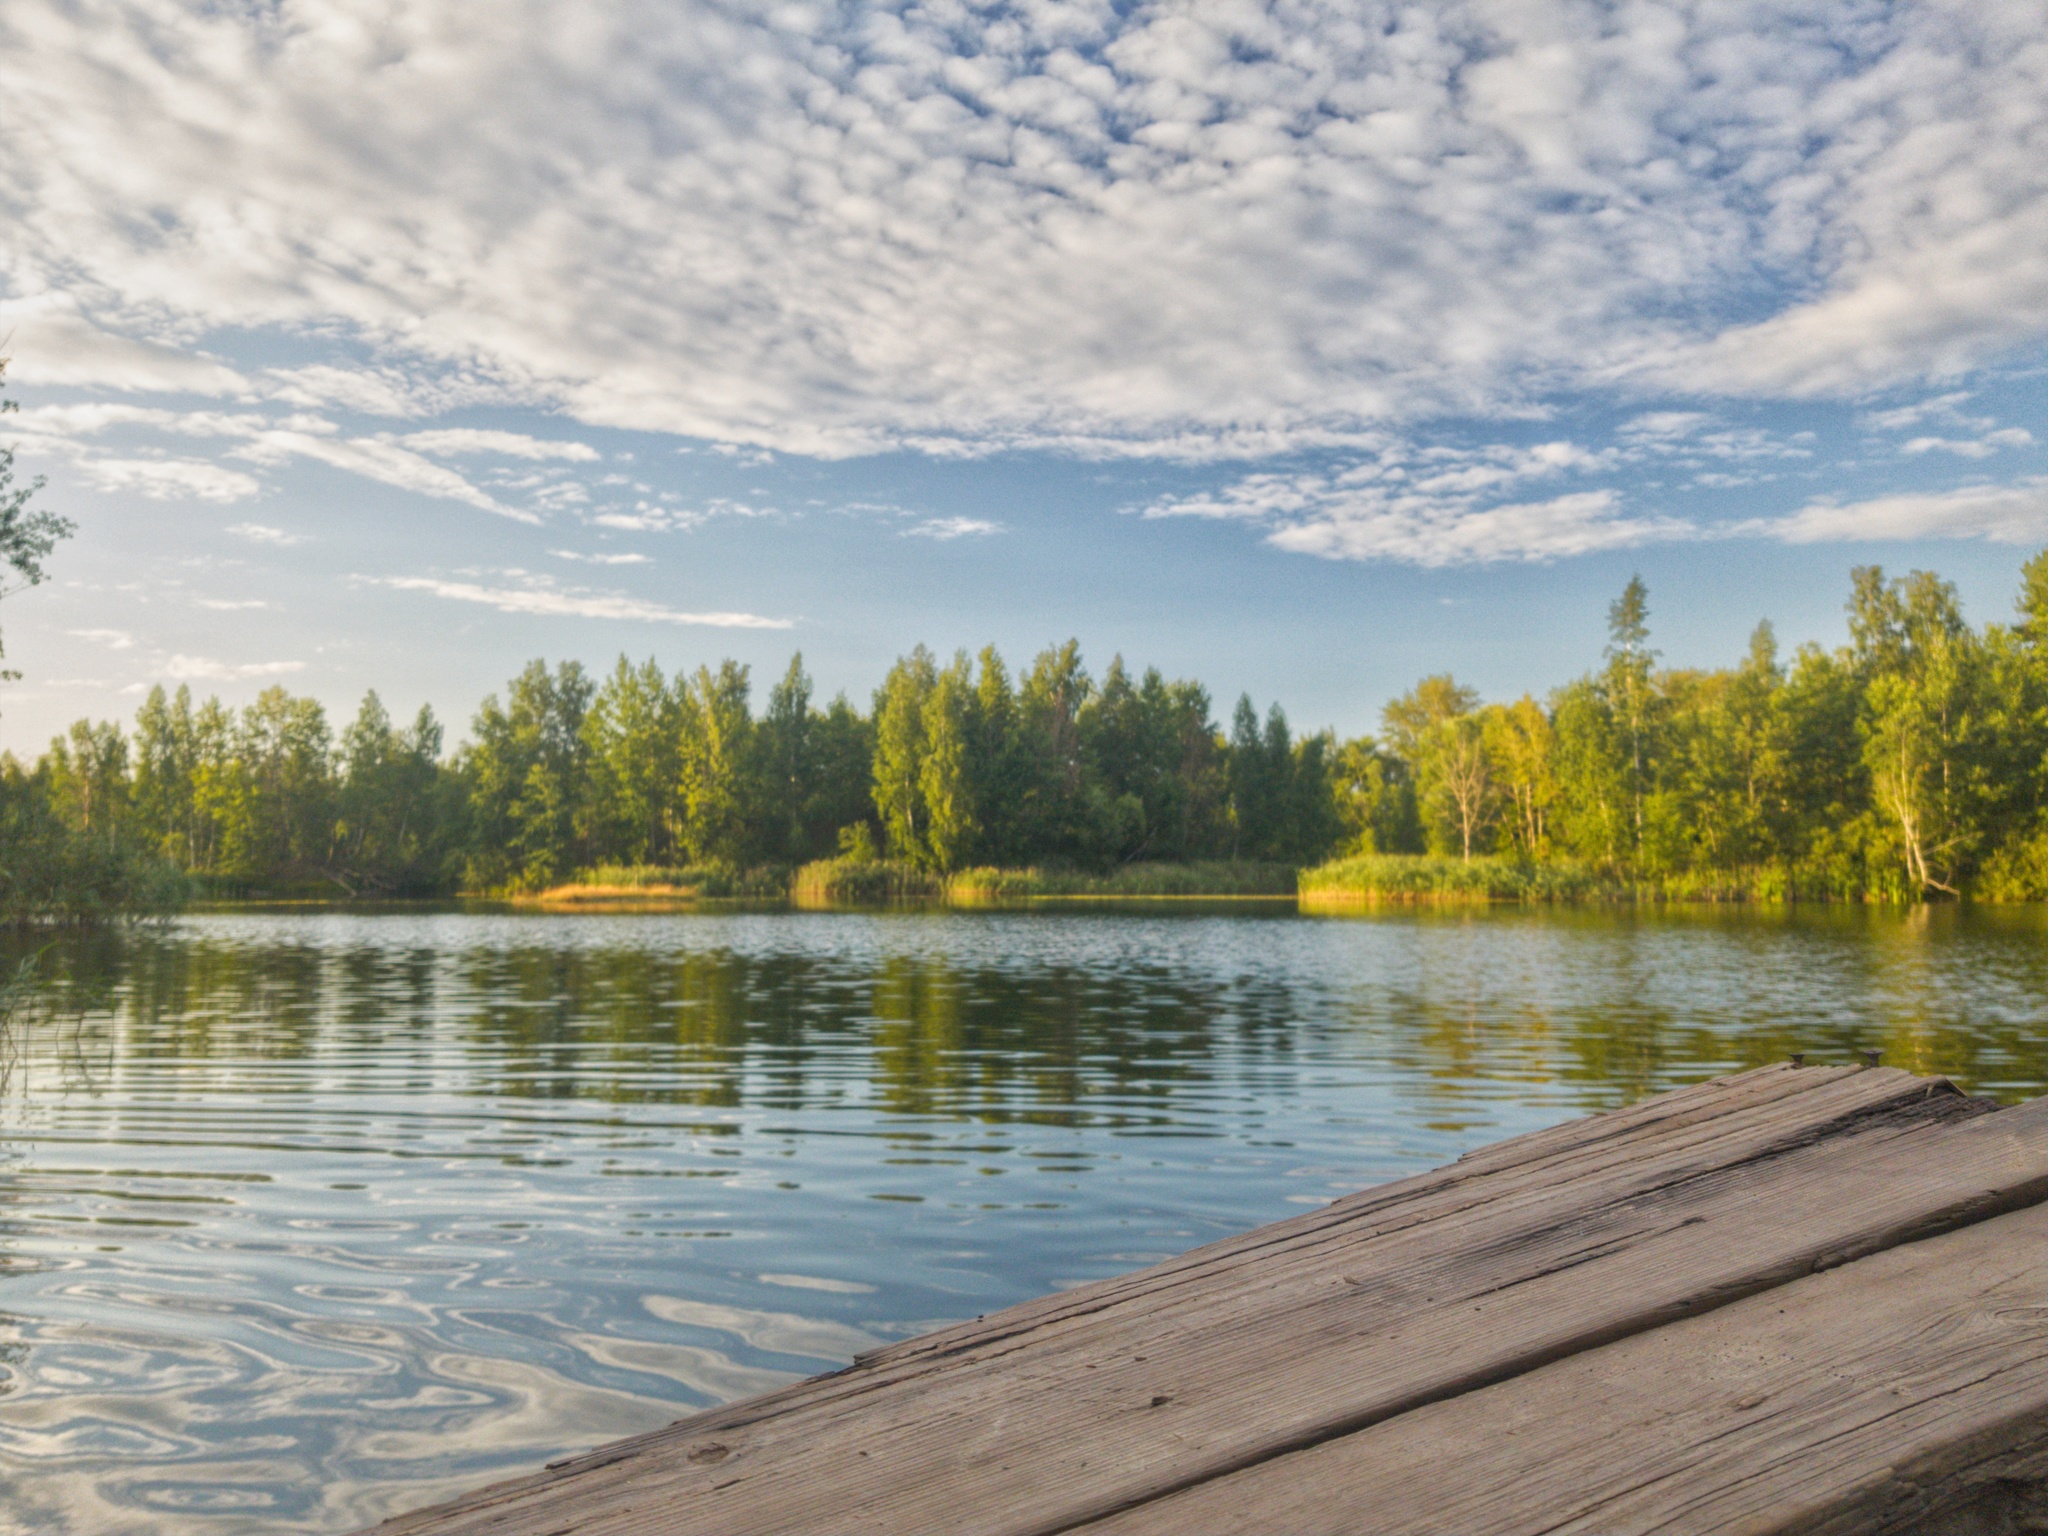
1364, 558, 2048, 899
4, 553, 2047, 914
5, 639, 1337, 902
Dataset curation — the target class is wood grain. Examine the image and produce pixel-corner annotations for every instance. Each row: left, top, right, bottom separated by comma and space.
1075, 1196, 2048, 1535
366, 1068, 2046, 1536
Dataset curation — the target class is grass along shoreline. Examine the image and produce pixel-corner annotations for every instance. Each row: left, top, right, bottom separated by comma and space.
1297, 854, 1919, 907
511, 859, 1300, 908
100, 855, 2017, 917
798, 858, 1298, 906
529, 854, 1924, 910
515, 862, 789, 906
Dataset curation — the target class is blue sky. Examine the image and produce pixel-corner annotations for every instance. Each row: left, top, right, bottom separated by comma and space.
2, 0, 2046, 751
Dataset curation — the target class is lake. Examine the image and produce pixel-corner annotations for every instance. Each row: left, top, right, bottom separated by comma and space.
2, 904, 2044, 1534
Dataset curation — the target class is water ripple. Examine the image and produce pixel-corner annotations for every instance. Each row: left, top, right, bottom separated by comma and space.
1, 906, 2043, 1533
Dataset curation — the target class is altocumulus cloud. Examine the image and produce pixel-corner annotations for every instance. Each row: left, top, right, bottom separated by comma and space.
5, 0, 2046, 451
9, 403, 529, 518
904, 517, 1003, 540
1, 0, 2045, 565
1140, 440, 1689, 564
1762, 480, 2048, 547
164, 655, 306, 681
372, 575, 792, 628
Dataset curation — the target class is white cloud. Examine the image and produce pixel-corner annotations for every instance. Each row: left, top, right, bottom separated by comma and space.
1620, 413, 1713, 444
14, 403, 260, 437
0, 295, 246, 394
903, 517, 1002, 540
195, 598, 270, 610
374, 575, 791, 628
1640, 4, 2048, 398
1900, 429, 2034, 459
403, 429, 599, 461
68, 628, 133, 650
527, 481, 592, 513
1861, 393, 1982, 434
1851, 393, 2033, 460
1139, 435, 1686, 564
226, 523, 303, 546
78, 456, 262, 502
263, 364, 521, 418
1274, 488, 1690, 566
1610, 412, 1817, 469
593, 498, 775, 532
163, 655, 306, 680
2, 404, 266, 499
1146, 472, 1693, 566
3, 0, 2043, 456
229, 431, 532, 520
549, 549, 649, 565
9, 401, 531, 516
1764, 478, 2048, 546
707, 445, 774, 468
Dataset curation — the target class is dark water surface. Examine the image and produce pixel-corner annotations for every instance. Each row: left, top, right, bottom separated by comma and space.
1, 905, 2044, 1534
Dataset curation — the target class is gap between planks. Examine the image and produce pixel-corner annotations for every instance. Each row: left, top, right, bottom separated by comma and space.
366, 1067, 2047, 1536
1072, 1197, 2048, 1535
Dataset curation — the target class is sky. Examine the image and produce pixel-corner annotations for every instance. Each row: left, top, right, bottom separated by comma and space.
2, 0, 2045, 753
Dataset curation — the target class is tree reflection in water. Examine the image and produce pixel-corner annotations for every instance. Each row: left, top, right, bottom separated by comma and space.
0, 905, 2044, 1536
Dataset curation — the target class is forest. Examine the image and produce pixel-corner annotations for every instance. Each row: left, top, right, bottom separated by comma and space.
4, 553, 2047, 919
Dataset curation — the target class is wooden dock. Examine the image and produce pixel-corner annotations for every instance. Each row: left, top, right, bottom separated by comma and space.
369, 1064, 2048, 1535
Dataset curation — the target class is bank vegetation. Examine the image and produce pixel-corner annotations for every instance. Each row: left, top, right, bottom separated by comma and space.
7, 554, 2048, 919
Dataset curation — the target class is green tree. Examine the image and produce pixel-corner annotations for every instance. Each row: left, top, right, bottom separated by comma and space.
333, 692, 447, 894
872, 647, 938, 863
1978, 550, 2048, 895
966, 648, 1028, 866
1603, 574, 1659, 859
1018, 641, 1093, 862
1382, 675, 1491, 860
810, 692, 879, 862
1282, 728, 1343, 865
1549, 675, 1629, 872
1076, 663, 1229, 864
462, 660, 593, 889
679, 660, 756, 865
186, 696, 244, 877
582, 657, 682, 866
1221, 697, 1336, 863
1776, 642, 1867, 890
755, 654, 814, 864
0, 360, 74, 693
1077, 657, 1153, 862
133, 685, 201, 866
1, 747, 175, 921
1666, 623, 1791, 872
1330, 735, 1420, 855
234, 687, 336, 880
44, 719, 131, 852
754, 654, 877, 865
1226, 695, 1279, 858
1482, 696, 1555, 859
1165, 679, 1230, 860
1849, 569, 1990, 895
919, 653, 983, 871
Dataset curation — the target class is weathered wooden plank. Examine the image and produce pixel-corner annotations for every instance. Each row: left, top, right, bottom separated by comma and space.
860, 1061, 1896, 1372
1075, 1193, 2048, 1536
369, 1069, 2045, 1536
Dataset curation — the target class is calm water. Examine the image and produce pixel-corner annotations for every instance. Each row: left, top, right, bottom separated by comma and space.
1, 905, 2044, 1534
